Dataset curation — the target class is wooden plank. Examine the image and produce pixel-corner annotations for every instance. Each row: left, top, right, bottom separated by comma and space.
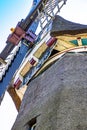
54, 39, 76, 51
20, 61, 32, 77
34, 42, 48, 59
56, 33, 87, 42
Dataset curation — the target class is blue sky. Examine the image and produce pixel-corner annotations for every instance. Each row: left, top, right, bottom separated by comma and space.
0, 0, 33, 52
0, 0, 87, 130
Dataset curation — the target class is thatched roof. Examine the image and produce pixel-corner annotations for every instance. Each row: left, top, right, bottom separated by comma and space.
50, 15, 87, 36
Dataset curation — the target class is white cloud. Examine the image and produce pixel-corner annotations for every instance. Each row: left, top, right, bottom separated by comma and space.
59, 0, 87, 24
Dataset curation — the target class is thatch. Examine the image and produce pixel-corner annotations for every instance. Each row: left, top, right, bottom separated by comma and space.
50, 15, 87, 36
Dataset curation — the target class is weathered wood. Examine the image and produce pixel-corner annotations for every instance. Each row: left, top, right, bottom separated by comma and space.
7, 85, 27, 112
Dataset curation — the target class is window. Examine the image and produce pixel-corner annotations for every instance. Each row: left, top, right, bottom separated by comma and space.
30, 123, 36, 130
28, 117, 36, 130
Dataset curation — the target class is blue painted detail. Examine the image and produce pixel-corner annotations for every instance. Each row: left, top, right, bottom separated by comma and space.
33, 0, 40, 5
82, 39, 87, 45
33, 0, 37, 5
29, 0, 40, 16
27, 0, 41, 21
70, 38, 87, 46
29, 20, 39, 33
0, 43, 28, 96
70, 40, 78, 46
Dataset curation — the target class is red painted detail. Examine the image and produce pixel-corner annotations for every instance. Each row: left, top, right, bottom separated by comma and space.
77, 37, 81, 40
6, 26, 25, 45
46, 37, 57, 47
14, 78, 22, 89
29, 58, 36, 65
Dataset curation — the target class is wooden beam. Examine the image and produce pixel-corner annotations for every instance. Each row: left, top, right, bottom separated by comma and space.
34, 42, 48, 59
54, 38, 76, 51
20, 61, 32, 77
56, 33, 87, 41
7, 85, 27, 111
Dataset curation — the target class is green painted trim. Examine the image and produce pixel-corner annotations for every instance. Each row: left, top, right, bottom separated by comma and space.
70, 38, 87, 46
